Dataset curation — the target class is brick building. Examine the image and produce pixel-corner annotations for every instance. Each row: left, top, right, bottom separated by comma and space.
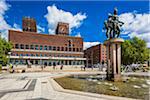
84, 44, 106, 67
9, 17, 86, 66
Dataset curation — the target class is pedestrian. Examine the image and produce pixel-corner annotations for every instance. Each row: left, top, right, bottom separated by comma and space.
41, 65, 43, 71
84, 65, 86, 71
53, 63, 56, 70
60, 64, 63, 70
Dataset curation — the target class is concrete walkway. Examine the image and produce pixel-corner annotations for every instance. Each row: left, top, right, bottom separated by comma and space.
0, 72, 149, 100
0, 72, 107, 100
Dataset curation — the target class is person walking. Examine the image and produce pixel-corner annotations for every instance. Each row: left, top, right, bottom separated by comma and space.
60, 64, 63, 70
53, 63, 56, 70
83, 65, 86, 71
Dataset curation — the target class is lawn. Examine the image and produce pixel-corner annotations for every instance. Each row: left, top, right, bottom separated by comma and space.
55, 75, 149, 100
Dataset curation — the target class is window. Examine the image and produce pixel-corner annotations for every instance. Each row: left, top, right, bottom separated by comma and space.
26, 54, 29, 56
69, 48, 71, 51
40, 54, 43, 57
61, 47, 64, 51
57, 47, 60, 51
76, 48, 79, 52
80, 48, 82, 52
15, 44, 19, 49
20, 44, 24, 49
20, 54, 23, 56
30, 45, 34, 49
35, 45, 39, 50
25, 45, 29, 49
73, 48, 75, 52
36, 54, 39, 56
31, 54, 34, 56
40, 45, 43, 50
44, 54, 47, 57
65, 47, 68, 51
44, 46, 48, 50
53, 46, 56, 50
68, 40, 72, 47
49, 46, 51, 50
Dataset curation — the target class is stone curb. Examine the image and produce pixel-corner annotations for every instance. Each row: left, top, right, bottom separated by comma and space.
49, 78, 136, 100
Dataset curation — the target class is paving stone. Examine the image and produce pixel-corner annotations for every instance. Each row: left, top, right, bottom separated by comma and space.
1, 72, 143, 100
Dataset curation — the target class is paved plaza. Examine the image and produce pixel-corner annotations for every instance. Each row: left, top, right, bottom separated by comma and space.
0, 71, 150, 100
0, 72, 107, 100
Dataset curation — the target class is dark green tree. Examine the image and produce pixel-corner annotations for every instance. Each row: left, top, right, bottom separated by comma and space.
122, 37, 149, 65
0, 37, 12, 66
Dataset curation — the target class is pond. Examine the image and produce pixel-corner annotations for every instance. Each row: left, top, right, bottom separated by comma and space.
55, 74, 150, 100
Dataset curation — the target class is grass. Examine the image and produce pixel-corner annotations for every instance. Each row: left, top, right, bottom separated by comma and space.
55, 75, 149, 100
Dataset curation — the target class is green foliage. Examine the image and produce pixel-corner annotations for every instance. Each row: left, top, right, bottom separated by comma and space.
122, 37, 149, 65
0, 37, 12, 66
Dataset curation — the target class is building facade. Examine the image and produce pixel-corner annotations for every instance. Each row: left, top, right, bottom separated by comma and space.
84, 44, 106, 67
9, 17, 86, 66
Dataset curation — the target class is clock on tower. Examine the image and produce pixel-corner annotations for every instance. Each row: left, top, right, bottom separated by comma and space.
56, 22, 69, 35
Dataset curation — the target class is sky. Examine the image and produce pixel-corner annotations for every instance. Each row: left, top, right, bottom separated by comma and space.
0, 0, 150, 49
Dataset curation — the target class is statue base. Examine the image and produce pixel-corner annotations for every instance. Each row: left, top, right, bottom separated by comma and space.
106, 74, 122, 82
104, 38, 124, 82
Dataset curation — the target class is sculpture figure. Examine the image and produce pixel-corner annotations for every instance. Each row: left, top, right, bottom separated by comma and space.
103, 8, 124, 39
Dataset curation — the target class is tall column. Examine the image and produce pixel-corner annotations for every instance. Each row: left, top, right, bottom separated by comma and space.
117, 44, 121, 74
106, 44, 110, 75
112, 44, 116, 75
104, 38, 124, 81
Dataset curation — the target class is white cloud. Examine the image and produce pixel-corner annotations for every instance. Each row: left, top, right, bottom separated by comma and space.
0, 1, 22, 39
0, 0, 11, 39
11, 23, 21, 31
119, 12, 150, 48
44, 5, 87, 34
75, 32, 81, 37
0, 0, 10, 15
83, 42, 100, 50
37, 25, 45, 33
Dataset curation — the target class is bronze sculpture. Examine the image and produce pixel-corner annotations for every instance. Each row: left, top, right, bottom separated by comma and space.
104, 8, 124, 39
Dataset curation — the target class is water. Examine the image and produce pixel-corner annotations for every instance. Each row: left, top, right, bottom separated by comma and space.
70, 74, 107, 81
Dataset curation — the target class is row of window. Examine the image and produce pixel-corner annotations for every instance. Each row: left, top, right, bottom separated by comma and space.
12, 53, 83, 58
15, 44, 82, 52
10, 60, 84, 65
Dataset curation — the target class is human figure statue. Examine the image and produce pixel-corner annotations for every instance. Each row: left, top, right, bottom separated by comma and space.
103, 8, 124, 39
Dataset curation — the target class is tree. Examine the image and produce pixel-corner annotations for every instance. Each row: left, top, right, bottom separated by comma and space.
0, 37, 12, 66
121, 37, 149, 65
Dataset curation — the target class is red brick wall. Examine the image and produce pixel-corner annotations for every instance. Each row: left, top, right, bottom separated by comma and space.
9, 30, 83, 49
9, 30, 84, 58
84, 44, 106, 65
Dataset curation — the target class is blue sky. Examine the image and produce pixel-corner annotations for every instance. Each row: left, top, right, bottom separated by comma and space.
0, 0, 150, 49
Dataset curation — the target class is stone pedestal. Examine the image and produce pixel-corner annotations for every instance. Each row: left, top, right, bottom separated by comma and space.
104, 38, 124, 81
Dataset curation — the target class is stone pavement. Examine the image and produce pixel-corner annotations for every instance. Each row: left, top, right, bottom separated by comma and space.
0, 72, 149, 100
0, 72, 107, 100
